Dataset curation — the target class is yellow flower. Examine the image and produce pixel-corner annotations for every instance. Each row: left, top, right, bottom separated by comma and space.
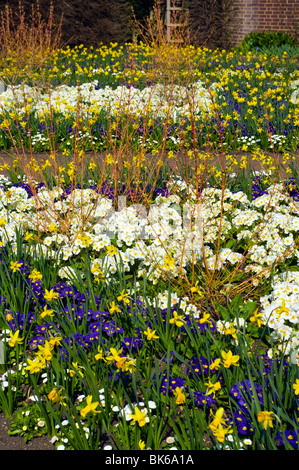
40, 306, 54, 319
190, 281, 203, 297
80, 395, 101, 418
109, 301, 121, 314
24, 231, 34, 241
257, 411, 275, 430
169, 311, 185, 327
48, 222, 58, 233
221, 350, 240, 368
211, 423, 233, 443
69, 362, 84, 378
293, 379, 299, 395
138, 439, 146, 450
249, 309, 263, 327
44, 289, 59, 301
10, 261, 22, 273
106, 245, 118, 257
173, 387, 186, 405
205, 379, 221, 398
37, 341, 53, 362
25, 357, 44, 374
95, 346, 106, 361
209, 407, 228, 431
144, 327, 159, 341
105, 347, 123, 363
117, 290, 130, 304
48, 388, 63, 404
28, 269, 43, 282
129, 407, 148, 427
209, 358, 221, 371
8, 330, 24, 347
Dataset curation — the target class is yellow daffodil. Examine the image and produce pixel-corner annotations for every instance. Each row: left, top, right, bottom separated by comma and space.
8, 330, 24, 347
209, 407, 228, 431
105, 347, 123, 363
28, 269, 43, 282
129, 407, 148, 427
95, 346, 106, 361
109, 301, 121, 314
80, 395, 101, 418
48, 388, 65, 405
117, 290, 130, 304
144, 327, 159, 340
44, 289, 59, 301
249, 309, 263, 327
25, 357, 44, 374
293, 379, 299, 395
139, 440, 146, 450
10, 261, 22, 273
40, 306, 54, 319
211, 423, 233, 443
169, 311, 185, 327
69, 362, 84, 378
37, 341, 53, 362
257, 411, 275, 430
221, 350, 240, 368
173, 387, 186, 405
209, 358, 221, 371
205, 379, 221, 397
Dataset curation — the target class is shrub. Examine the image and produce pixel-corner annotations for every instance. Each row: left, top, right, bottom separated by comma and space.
239, 30, 297, 53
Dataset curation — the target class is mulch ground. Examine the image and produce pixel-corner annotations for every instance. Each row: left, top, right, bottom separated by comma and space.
0, 145, 298, 450
0, 146, 297, 182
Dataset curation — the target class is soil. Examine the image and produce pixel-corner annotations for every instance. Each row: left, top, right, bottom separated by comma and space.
0, 412, 54, 450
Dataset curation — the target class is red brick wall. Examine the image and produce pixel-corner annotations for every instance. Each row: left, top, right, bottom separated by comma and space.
230, 0, 299, 45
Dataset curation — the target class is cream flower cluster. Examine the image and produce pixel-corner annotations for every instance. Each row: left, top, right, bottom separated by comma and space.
0, 80, 214, 122
260, 271, 299, 357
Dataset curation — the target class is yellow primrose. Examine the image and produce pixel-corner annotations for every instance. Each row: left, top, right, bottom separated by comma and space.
28, 269, 43, 282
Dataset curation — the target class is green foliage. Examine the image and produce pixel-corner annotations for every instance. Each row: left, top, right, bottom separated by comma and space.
238, 30, 297, 54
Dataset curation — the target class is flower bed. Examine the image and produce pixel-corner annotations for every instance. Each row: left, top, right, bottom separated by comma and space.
1, 41, 299, 451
